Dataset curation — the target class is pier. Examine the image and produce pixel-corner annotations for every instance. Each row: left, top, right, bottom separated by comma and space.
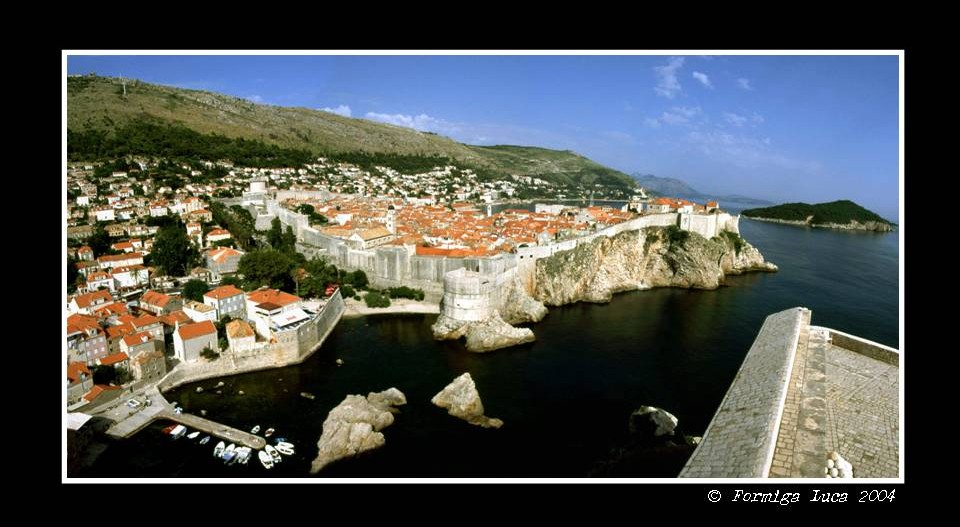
103, 387, 266, 450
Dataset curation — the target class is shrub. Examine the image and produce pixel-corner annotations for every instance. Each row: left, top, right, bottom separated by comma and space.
341, 285, 355, 298
200, 346, 220, 361
386, 286, 425, 301
364, 291, 391, 308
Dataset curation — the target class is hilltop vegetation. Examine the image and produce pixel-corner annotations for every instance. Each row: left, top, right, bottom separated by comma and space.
68, 75, 636, 189
742, 200, 893, 228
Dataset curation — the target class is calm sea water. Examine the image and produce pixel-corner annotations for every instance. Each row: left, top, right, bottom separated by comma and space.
80, 216, 899, 477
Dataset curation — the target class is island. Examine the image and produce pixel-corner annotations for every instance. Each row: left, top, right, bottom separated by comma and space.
741, 200, 894, 232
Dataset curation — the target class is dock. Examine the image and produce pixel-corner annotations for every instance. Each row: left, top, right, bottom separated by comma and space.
158, 410, 266, 450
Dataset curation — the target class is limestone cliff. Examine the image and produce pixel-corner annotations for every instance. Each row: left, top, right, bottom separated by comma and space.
431, 271, 545, 353
535, 226, 777, 306
432, 311, 536, 353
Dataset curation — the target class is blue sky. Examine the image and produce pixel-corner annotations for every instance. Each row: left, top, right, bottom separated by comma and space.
67, 54, 901, 221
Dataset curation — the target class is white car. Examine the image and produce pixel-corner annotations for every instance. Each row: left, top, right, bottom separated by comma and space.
126, 399, 142, 408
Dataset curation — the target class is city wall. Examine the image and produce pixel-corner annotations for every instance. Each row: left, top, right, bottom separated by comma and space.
265, 198, 738, 302
156, 290, 345, 392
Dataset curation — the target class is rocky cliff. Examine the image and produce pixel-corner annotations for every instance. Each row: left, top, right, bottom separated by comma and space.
747, 216, 894, 232
431, 372, 503, 428
431, 272, 546, 353
535, 226, 777, 306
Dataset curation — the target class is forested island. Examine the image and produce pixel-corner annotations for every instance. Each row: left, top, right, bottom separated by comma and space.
742, 200, 894, 232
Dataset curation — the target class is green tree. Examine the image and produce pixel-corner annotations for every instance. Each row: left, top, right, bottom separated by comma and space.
363, 291, 391, 308
219, 275, 244, 289
200, 346, 220, 361
268, 217, 283, 249
182, 279, 209, 302
237, 249, 296, 291
67, 256, 80, 294
152, 221, 200, 276
86, 224, 112, 256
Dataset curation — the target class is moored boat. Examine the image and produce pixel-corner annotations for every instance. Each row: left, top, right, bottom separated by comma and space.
275, 443, 295, 456
265, 444, 282, 463
258, 450, 274, 469
213, 441, 225, 458
169, 425, 187, 439
251, 425, 260, 434
264, 427, 276, 437
199, 435, 211, 445
187, 431, 200, 440
222, 443, 237, 464
236, 446, 252, 465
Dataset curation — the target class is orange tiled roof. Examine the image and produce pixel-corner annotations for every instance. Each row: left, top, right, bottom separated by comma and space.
99, 351, 129, 366
246, 289, 300, 307
204, 285, 244, 300
67, 362, 91, 383
177, 320, 217, 340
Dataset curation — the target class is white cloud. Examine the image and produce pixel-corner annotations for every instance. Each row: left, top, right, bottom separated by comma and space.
319, 105, 352, 117
364, 112, 460, 134
651, 106, 703, 126
246, 95, 264, 103
686, 130, 820, 172
692, 71, 713, 89
654, 57, 685, 99
724, 112, 748, 127
737, 78, 753, 91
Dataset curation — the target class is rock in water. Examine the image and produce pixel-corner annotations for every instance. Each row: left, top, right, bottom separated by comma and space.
628, 406, 679, 441
310, 388, 407, 473
432, 311, 535, 353
431, 373, 503, 428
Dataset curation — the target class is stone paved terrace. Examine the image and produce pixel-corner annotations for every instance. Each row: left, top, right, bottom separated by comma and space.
679, 307, 809, 477
681, 307, 900, 479
771, 327, 899, 478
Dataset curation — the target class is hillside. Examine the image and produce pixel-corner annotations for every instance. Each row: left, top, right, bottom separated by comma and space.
632, 173, 773, 205
742, 200, 893, 231
67, 75, 636, 188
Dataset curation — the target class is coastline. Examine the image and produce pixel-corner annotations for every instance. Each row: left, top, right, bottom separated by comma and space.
743, 215, 895, 232
341, 297, 440, 319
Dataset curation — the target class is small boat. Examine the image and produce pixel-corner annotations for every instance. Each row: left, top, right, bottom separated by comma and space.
264, 428, 275, 438
222, 444, 237, 464
213, 441, 226, 458
199, 435, 211, 445
250, 425, 260, 434
258, 450, 274, 469
275, 443, 295, 456
276, 441, 295, 450
161, 424, 177, 435
187, 431, 200, 440
265, 444, 282, 463
300, 392, 315, 400
169, 425, 187, 439
236, 446, 252, 465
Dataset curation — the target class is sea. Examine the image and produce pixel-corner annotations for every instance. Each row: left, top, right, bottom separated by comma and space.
78, 201, 900, 478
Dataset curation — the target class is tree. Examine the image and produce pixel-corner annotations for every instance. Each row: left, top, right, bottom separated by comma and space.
182, 279, 209, 302
219, 275, 244, 289
67, 256, 80, 294
268, 217, 283, 249
151, 222, 200, 276
86, 224, 112, 256
364, 291, 391, 308
237, 249, 296, 291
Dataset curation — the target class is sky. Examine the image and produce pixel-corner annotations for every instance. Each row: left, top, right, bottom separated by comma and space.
67, 53, 901, 221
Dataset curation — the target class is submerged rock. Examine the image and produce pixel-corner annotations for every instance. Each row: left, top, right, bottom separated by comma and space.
431, 373, 503, 429
310, 387, 407, 473
629, 406, 678, 441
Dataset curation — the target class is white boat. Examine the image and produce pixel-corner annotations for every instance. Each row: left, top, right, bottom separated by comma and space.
250, 425, 260, 434
275, 440, 295, 449
236, 446, 252, 465
222, 443, 237, 464
169, 425, 187, 439
264, 428, 275, 438
258, 450, 274, 469
199, 435, 211, 445
187, 431, 200, 440
275, 443, 295, 456
265, 444, 282, 463
213, 441, 226, 458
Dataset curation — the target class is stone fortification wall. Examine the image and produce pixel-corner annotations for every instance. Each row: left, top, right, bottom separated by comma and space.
156, 292, 346, 392
679, 307, 810, 478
